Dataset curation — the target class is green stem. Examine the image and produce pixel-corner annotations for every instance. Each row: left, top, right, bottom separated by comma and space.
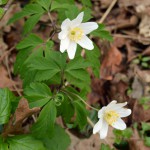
61, 90, 99, 112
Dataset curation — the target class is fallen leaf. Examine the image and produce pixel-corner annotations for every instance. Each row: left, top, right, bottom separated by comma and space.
2, 98, 40, 137
100, 45, 123, 80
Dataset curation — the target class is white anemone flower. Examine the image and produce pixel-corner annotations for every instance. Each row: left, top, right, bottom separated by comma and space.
58, 12, 98, 59
93, 100, 131, 139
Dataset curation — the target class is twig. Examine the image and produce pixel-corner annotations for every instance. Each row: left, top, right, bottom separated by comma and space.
0, 0, 14, 21
98, 0, 118, 23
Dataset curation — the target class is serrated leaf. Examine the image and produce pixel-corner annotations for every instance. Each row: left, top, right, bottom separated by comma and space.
50, 1, 69, 11
85, 44, 100, 77
23, 3, 45, 14
7, 135, 45, 150
91, 24, 113, 41
73, 101, 87, 129
0, 136, 8, 150
24, 82, 52, 108
37, 0, 51, 11
0, 88, 12, 124
16, 34, 43, 49
32, 101, 57, 138
43, 125, 71, 150
23, 13, 42, 35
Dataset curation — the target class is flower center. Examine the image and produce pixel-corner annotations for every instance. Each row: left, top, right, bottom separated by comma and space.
104, 110, 119, 126
69, 27, 83, 42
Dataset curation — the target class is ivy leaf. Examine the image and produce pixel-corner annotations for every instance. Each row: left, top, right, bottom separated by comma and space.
7, 135, 46, 150
24, 82, 52, 108
43, 125, 71, 150
73, 101, 87, 129
32, 101, 57, 139
0, 88, 12, 124
16, 34, 43, 50
91, 24, 113, 41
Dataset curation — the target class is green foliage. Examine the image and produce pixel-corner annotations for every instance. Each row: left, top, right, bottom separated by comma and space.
0, 88, 12, 124
0, 0, 8, 5
91, 24, 113, 41
100, 143, 114, 150
32, 100, 57, 139
24, 82, 52, 108
139, 97, 150, 110
73, 101, 87, 129
43, 125, 71, 150
0, 7, 4, 18
7, 135, 46, 150
113, 128, 133, 144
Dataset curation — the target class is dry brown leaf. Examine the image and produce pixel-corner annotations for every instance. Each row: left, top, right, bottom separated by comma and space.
129, 129, 150, 150
100, 45, 123, 80
132, 101, 150, 122
2, 98, 40, 137
0, 66, 15, 88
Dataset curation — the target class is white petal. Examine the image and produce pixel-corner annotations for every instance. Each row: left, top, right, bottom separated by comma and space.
61, 18, 71, 30
107, 100, 117, 107
113, 102, 128, 110
93, 119, 103, 134
112, 118, 126, 130
58, 30, 68, 40
77, 35, 94, 50
99, 120, 108, 139
117, 108, 131, 118
79, 22, 98, 34
71, 12, 84, 27
60, 37, 70, 53
98, 107, 105, 118
67, 42, 77, 59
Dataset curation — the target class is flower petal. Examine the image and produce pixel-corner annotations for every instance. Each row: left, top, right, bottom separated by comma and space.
58, 30, 68, 40
99, 120, 108, 139
112, 118, 126, 130
67, 41, 77, 59
117, 108, 131, 118
60, 37, 70, 53
79, 22, 98, 34
98, 107, 105, 118
71, 12, 84, 27
61, 18, 71, 30
93, 119, 103, 134
77, 35, 94, 50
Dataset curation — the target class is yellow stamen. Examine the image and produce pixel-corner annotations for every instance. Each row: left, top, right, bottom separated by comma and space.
104, 110, 119, 126
69, 27, 83, 42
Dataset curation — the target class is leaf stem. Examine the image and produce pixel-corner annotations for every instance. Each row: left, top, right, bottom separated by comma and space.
61, 90, 99, 111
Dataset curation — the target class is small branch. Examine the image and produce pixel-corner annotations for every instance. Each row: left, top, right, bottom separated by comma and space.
98, 0, 118, 23
0, 0, 14, 21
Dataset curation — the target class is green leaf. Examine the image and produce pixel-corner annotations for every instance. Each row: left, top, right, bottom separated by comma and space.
7, 135, 45, 150
144, 137, 150, 147
85, 44, 100, 77
43, 125, 71, 150
16, 34, 43, 49
82, 8, 92, 22
23, 13, 42, 35
0, 0, 8, 5
101, 143, 113, 150
23, 3, 45, 14
0, 7, 5, 19
50, 1, 69, 11
0, 136, 8, 150
80, 0, 92, 7
91, 24, 113, 41
32, 100, 57, 138
37, 0, 52, 11
24, 82, 52, 108
0, 88, 12, 124
142, 122, 150, 132
73, 101, 87, 129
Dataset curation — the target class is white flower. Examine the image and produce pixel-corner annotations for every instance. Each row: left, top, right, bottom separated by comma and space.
93, 100, 131, 139
58, 12, 98, 59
